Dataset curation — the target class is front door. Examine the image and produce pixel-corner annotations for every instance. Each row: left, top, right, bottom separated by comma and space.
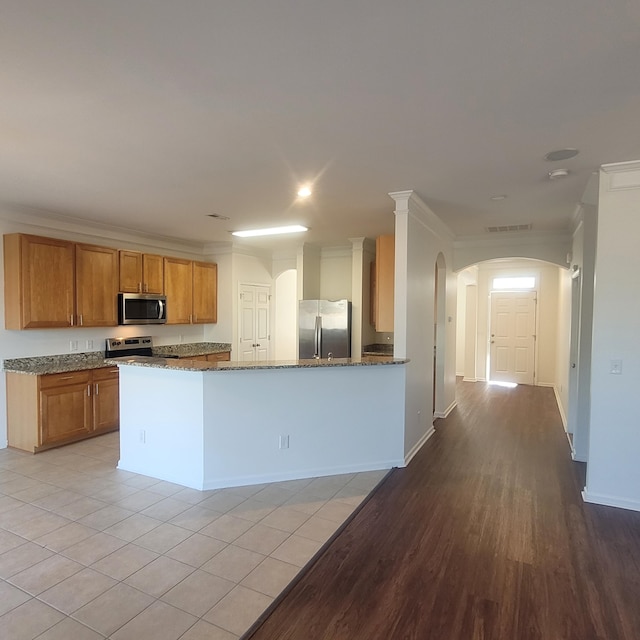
489, 291, 536, 384
238, 284, 271, 361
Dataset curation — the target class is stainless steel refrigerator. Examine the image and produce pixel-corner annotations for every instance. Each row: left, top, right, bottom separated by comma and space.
299, 299, 351, 359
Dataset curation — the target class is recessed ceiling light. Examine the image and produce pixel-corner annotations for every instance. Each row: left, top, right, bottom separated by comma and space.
231, 225, 308, 238
545, 148, 579, 162
548, 169, 570, 180
490, 194, 507, 201
297, 186, 312, 198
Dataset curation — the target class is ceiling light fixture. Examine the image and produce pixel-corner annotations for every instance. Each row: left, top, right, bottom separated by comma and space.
490, 194, 507, 201
548, 169, 570, 180
545, 148, 579, 162
231, 225, 308, 238
297, 186, 312, 198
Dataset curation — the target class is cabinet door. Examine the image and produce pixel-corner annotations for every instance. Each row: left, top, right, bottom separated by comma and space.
4, 234, 75, 329
192, 261, 217, 324
40, 373, 92, 446
143, 254, 164, 294
164, 257, 193, 324
119, 250, 143, 293
76, 244, 119, 326
92, 367, 119, 433
374, 235, 395, 332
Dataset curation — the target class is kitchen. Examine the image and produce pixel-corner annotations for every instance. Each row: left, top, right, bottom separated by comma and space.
0, 218, 402, 480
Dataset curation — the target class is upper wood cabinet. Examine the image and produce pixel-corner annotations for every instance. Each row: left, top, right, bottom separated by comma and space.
75, 244, 119, 327
119, 250, 164, 294
164, 257, 193, 324
193, 261, 217, 324
4, 234, 75, 329
164, 258, 217, 325
4, 234, 119, 329
372, 235, 395, 332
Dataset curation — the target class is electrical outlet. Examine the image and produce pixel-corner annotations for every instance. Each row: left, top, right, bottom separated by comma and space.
279, 435, 290, 449
139, 429, 146, 443
69, 340, 78, 352
610, 359, 623, 375
86, 339, 94, 350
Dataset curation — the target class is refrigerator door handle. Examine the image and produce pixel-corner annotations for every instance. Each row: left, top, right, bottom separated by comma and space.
315, 315, 321, 358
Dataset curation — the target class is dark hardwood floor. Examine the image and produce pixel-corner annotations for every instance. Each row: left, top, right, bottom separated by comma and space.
245, 380, 640, 640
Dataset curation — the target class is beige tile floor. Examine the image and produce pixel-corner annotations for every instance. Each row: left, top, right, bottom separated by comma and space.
0, 432, 386, 639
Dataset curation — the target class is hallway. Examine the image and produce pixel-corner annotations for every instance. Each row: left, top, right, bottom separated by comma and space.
247, 381, 640, 640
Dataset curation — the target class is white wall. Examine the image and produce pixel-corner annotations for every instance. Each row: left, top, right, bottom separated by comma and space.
391, 191, 457, 460
274, 269, 297, 359
319, 248, 352, 301
0, 208, 233, 448
583, 161, 640, 511
554, 266, 572, 428
455, 267, 477, 376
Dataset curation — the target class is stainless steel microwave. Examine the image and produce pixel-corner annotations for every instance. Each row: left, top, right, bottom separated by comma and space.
118, 293, 167, 325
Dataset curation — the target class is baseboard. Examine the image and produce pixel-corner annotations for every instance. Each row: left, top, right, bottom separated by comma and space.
0, 439, 7, 450
404, 426, 435, 466
551, 384, 568, 430
582, 489, 640, 512
572, 450, 587, 462
462, 376, 477, 382
202, 459, 405, 491
434, 400, 457, 419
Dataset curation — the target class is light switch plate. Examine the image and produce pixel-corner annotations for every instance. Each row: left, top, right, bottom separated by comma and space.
610, 359, 622, 375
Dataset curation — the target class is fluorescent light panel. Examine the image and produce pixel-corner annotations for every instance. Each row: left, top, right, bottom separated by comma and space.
231, 225, 308, 238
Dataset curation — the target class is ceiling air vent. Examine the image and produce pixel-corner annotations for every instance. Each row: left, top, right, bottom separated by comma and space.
485, 224, 532, 233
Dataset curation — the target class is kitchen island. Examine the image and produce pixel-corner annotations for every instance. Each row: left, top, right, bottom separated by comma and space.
112, 356, 408, 490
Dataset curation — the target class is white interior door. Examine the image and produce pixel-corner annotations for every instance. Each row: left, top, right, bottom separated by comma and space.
238, 284, 271, 361
489, 291, 536, 384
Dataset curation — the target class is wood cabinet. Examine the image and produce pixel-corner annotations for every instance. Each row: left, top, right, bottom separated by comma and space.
75, 244, 119, 327
4, 232, 216, 329
92, 367, 120, 433
4, 234, 75, 329
4, 234, 119, 329
372, 235, 395, 332
164, 258, 217, 325
6, 367, 119, 453
193, 261, 217, 324
177, 351, 230, 362
206, 351, 230, 362
119, 251, 164, 294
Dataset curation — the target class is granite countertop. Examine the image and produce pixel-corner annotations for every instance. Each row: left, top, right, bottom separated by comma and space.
107, 355, 409, 372
3, 342, 233, 375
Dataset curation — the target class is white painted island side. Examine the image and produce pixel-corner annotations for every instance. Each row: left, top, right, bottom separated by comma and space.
116, 358, 407, 490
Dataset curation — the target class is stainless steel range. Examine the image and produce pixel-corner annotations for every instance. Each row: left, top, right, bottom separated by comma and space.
105, 336, 154, 358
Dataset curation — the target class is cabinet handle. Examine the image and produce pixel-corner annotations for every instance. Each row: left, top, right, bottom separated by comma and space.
87, 384, 91, 397
143, 283, 148, 292
79, 314, 83, 326
70, 315, 74, 326
138, 282, 142, 292
190, 314, 193, 323
95, 383, 99, 395
59, 376, 73, 380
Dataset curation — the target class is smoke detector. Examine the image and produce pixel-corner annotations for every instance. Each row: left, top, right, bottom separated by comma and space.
548, 169, 570, 180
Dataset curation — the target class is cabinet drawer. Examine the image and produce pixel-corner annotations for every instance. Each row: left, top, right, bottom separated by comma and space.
207, 352, 230, 362
92, 367, 119, 381
40, 371, 91, 389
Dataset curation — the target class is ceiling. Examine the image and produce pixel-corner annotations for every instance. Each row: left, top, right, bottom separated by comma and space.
2, 1, 640, 251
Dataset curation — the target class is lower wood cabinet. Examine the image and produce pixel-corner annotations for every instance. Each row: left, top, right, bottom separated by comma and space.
6, 367, 119, 453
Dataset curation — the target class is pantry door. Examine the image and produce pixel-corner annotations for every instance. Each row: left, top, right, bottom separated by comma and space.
489, 291, 536, 384
238, 284, 271, 361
